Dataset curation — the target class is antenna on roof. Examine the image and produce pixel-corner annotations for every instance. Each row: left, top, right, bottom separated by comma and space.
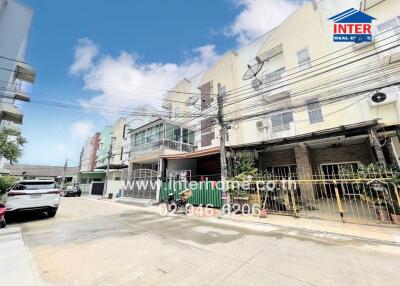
242, 57, 264, 85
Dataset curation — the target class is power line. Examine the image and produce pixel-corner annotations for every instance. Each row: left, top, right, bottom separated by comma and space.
223, 40, 400, 109
222, 61, 400, 119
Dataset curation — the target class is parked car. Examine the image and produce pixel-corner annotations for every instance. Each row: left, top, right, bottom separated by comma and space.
62, 185, 81, 197
6, 180, 60, 217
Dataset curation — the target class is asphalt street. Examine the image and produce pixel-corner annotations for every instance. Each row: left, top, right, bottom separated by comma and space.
5, 197, 400, 286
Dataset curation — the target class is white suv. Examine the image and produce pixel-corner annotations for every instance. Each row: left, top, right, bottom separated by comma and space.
6, 180, 60, 217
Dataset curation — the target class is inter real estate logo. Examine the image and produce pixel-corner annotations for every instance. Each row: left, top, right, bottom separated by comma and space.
328, 8, 376, 43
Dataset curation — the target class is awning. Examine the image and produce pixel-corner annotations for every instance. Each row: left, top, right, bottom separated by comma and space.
161, 147, 220, 160
95, 164, 128, 170
0, 104, 23, 124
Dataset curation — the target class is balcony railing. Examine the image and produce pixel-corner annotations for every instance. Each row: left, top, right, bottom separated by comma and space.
130, 139, 195, 156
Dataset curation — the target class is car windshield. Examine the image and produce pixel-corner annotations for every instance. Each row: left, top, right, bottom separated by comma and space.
14, 182, 57, 190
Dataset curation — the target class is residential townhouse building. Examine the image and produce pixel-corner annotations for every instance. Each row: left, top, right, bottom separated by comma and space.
122, 102, 197, 191
0, 0, 36, 174
98, 0, 400, 210
95, 118, 126, 181
80, 132, 100, 172
159, 0, 400, 199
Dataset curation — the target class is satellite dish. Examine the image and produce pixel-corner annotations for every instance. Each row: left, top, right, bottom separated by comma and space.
243, 58, 264, 81
185, 94, 199, 106
371, 92, 387, 103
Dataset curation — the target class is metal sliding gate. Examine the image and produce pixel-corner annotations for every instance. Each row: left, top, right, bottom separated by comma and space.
123, 169, 158, 199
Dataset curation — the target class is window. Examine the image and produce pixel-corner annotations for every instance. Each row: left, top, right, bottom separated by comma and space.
211, 132, 215, 140
377, 16, 400, 39
271, 112, 293, 131
307, 101, 323, 124
14, 181, 56, 190
265, 67, 286, 83
297, 48, 311, 71
166, 123, 181, 142
175, 106, 180, 118
182, 129, 194, 145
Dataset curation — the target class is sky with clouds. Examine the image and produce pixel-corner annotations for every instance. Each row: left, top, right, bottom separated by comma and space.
20, 0, 304, 166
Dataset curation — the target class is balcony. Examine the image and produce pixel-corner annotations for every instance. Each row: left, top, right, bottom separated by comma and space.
0, 104, 23, 124
128, 119, 196, 160
14, 90, 30, 102
15, 63, 36, 83
131, 139, 195, 157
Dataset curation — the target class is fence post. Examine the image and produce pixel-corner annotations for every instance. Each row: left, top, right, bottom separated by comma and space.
289, 179, 298, 218
256, 182, 261, 206
333, 180, 345, 222
389, 182, 400, 208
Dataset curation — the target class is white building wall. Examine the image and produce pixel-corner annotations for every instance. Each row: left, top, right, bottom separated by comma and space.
0, 0, 33, 172
161, 0, 400, 155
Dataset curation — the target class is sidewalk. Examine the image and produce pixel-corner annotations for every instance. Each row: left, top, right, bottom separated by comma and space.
221, 213, 400, 245
0, 225, 42, 286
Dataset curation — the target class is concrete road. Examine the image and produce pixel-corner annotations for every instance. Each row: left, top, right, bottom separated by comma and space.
10, 197, 400, 286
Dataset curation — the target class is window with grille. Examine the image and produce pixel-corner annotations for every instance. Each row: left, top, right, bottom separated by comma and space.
271, 112, 293, 131
297, 48, 311, 71
265, 67, 286, 83
307, 101, 323, 124
377, 16, 400, 39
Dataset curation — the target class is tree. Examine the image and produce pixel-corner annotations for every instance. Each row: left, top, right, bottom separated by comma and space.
0, 127, 27, 164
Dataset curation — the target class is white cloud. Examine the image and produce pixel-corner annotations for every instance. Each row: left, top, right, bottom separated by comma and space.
227, 0, 305, 45
71, 39, 219, 114
69, 38, 99, 75
70, 120, 95, 141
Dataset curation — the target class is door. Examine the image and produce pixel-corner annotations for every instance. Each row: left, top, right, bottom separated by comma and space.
91, 182, 105, 196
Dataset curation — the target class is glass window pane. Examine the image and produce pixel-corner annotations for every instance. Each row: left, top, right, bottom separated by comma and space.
297, 48, 311, 70
307, 101, 323, 124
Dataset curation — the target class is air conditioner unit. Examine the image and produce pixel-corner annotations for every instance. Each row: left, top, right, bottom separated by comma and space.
252, 79, 261, 90
369, 88, 399, 107
256, 120, 266, 130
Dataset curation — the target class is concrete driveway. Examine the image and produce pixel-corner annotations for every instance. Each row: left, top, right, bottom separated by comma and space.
6, 197, 400, 286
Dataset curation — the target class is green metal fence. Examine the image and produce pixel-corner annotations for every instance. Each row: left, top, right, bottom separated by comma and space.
159, 181, 222, 208
80, 184, 91, 196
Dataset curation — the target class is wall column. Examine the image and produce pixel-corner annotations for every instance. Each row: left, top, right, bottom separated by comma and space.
294, 143, 314, 203
371, 129, 386, 165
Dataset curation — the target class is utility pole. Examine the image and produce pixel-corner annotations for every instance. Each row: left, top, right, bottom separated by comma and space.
78, 148, 83, 184
217, 83, 228, 191
60, 158, 68, 190
103, 136, 115, 197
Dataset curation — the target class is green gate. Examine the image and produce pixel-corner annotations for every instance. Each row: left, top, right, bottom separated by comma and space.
160, 181, 222, 208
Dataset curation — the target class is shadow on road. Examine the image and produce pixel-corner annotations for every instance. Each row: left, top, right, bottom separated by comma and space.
5, 211, 50, 225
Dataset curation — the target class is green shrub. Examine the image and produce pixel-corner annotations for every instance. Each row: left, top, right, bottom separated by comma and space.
0, 176, 16, 194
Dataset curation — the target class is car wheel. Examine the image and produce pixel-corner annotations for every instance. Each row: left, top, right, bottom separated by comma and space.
47, 208, 58, 218
0, 219, 6, 228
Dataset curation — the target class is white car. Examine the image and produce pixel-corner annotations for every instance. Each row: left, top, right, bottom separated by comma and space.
6, 180, 60, 217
